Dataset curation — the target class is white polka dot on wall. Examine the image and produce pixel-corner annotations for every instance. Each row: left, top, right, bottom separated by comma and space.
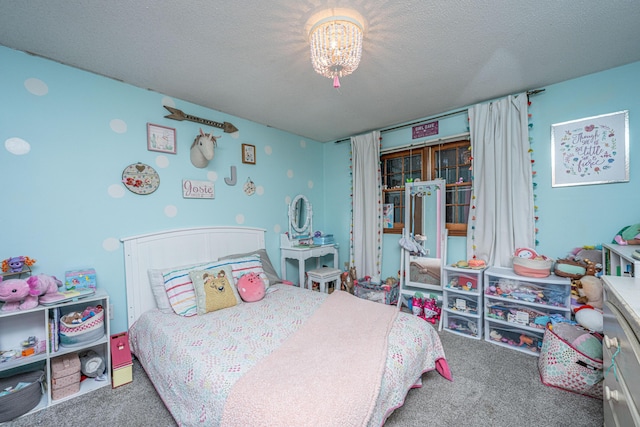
307, 180, 314, 189
256, 186, 264, 196
110, 119, 127, 134
300, 140, 306, 148
155, 155, 170, 169
274, 224, 281, 233
165, 205, 178, 218
162, 97, 175, 108
285, 196, 292, 205
235, 214, 245, 224
4, 137, 31, 155
207, 171, 218, 181
24, 78, 48, 96
287, 170, 294, 178
264, 145, 273, 155
102, 237, 120, 252
230, 131, 240, 139
108, 184, 125, 198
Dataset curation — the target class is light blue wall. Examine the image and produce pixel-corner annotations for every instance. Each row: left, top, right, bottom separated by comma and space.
1, 47, 325, 333
3, 43, 638, 332
324, 61, 640, 280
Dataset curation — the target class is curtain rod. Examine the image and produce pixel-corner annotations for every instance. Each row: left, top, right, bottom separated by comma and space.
334, 88, 545, 144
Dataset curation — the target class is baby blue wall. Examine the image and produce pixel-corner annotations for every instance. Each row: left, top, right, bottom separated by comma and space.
1, 47, 325, 334
3, 43, 638, 333
324, 61, 640, 281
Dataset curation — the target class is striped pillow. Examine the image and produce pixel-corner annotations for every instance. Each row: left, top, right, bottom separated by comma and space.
224, 255, 270, 289
162, 261, 220, 316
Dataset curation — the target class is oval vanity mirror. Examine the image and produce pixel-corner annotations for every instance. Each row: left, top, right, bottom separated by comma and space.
289, 194, 312, 237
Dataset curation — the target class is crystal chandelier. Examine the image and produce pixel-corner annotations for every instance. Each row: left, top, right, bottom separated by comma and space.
308, 15, 363, 88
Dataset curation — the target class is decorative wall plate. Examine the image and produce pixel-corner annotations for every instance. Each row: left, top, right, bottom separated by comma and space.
122, 162, 160, 195
243, 177, 256, 196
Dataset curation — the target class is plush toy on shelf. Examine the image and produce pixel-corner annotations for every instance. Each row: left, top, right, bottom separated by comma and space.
1, 256, 37, 273
0, 274, 62, 311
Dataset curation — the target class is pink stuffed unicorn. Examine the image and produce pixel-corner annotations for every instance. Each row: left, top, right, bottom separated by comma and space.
0, 274, 62, 311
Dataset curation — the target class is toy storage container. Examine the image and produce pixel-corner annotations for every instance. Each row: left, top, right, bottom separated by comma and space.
354, 278, 399, 305
484, 299, 569, 330
59, 305, 105, 348
442, 265, 485, 340
0, 370, 44, 422
51, 353, 81, 400
487, 323, 544, 354
443, 312, 481, 338
484, 266, 571, 356
446, 293, 479, 315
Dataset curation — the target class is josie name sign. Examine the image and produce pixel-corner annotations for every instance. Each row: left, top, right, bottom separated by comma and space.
182, 179, 214, 199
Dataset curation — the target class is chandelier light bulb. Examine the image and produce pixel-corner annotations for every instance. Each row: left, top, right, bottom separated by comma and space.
308, 15, 363, 88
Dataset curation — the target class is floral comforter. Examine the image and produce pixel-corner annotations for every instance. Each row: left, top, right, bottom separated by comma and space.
129, 284, 447, 426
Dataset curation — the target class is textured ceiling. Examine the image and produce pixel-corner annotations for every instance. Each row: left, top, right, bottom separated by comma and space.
1, 1, 640, 142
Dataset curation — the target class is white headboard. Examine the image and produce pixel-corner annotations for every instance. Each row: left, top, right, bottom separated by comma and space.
121, 226, 266, 328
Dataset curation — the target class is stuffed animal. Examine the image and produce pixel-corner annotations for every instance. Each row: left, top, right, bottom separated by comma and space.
237, 272, 265, 302
0, 274, 62, 311
1, 256, 36, 273
576, 275, 603, 309
574, 305, 603, 332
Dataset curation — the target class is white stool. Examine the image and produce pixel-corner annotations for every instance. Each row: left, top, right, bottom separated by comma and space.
306, 267, 342, 293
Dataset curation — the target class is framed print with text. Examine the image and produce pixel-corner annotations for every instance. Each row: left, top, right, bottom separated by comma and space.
551, 110, 629, 187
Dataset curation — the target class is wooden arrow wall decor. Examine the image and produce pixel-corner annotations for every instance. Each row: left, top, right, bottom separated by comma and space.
164, 106, 239, 134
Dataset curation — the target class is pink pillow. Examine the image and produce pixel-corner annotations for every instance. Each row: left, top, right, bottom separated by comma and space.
237, 273, 265, 302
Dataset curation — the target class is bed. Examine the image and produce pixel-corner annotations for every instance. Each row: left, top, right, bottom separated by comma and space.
122, 226, 450, 426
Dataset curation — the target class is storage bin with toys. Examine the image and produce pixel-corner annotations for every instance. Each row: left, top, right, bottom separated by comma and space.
59, 304, 105, 348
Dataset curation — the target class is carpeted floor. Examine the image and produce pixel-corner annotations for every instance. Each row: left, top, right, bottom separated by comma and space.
6, 330, 603, 427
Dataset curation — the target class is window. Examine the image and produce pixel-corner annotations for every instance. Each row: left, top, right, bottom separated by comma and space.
381, 140, 471, 237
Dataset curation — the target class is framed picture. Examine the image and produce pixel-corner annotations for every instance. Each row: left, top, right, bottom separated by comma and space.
551, 110, 629, 187
242, 143, 256, 164
147, 123, 177, 154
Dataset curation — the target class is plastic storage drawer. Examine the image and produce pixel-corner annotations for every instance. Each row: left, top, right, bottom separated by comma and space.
444, 273, 479, 292
484, 299, 569, 330
444, 312, 481, 338
486, 322, 544, 355
446, 293, 479, 315
484, 279, 570, 309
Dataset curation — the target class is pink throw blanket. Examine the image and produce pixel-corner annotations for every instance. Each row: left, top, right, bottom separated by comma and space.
221, 290, 399, 426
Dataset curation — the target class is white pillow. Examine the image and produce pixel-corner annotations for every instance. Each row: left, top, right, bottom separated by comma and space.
148, 269, 174, 314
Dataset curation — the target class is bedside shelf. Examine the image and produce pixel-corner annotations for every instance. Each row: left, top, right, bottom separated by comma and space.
0, 290, 111, 421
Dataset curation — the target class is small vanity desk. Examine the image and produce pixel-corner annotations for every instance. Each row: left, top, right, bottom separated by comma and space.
280, 243, 339, 287
280, 194, 339, 286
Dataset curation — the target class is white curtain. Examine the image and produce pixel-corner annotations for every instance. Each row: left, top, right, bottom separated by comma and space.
350, 131, 383, 281
467, 94, 534, 267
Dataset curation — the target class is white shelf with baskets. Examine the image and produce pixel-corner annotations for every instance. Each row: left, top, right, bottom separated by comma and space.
483, 267, 571, 356
442, 265, 485, 339
0, 290, 110, 420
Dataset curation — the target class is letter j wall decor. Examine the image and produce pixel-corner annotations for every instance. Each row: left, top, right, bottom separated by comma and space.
551, 110, 629, 187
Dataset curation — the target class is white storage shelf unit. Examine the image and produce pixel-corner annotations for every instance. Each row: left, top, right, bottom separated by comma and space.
442, 265, 485, 339
0, 290, 110, 418
602, 243, 640, 280
483, 267, 571, 356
